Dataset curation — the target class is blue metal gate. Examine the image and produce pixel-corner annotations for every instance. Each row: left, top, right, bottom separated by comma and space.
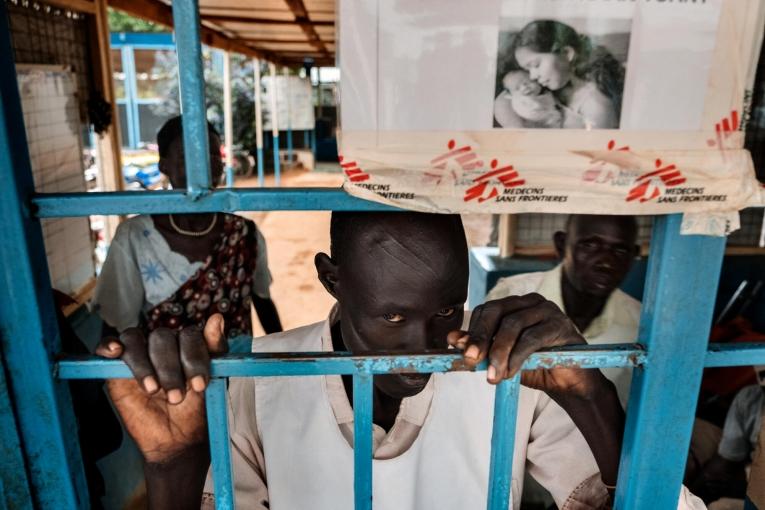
1, 1, 765, 509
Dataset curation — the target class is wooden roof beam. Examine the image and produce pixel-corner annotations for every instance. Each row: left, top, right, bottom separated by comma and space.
201, 14, 333, 26
200, 5, 334, 15
240, 37, 335, 44
108, 0, 285, 64
282, 0, 330, 57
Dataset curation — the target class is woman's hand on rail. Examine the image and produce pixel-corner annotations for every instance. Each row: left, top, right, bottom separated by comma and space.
446, 293, 603, 399
95, 314, 227, 463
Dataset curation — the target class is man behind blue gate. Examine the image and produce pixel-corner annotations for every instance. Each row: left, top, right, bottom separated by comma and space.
97, 211, 704, 510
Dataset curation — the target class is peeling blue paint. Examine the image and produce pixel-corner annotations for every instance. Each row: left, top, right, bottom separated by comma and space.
33, 188, 398, 217
206, 379, 234, 509
57, 345, 648, 380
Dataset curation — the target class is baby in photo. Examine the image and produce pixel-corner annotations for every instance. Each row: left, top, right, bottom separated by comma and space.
501, 70, 562, 128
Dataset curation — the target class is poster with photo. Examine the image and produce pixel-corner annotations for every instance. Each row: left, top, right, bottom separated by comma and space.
493, 17, 631, 130
338, 0, 765, 231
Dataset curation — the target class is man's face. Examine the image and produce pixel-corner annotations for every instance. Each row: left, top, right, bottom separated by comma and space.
159, 132, 224, 189
560, 216, 637, 298
333, 220, 469, 399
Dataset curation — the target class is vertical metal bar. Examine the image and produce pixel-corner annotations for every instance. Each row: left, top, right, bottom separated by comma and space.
0, 3, 88, 506
284, 68, 293, 166
0, 357, 33, 508
317, 74, 324, 118
225, 165, 234, 187
353, 373, 374, 510
304, 130, 309, 149
206, 379, 235, 510
172, 0, 212, 196
122, 47, 138, 149
311, 128, 317, 158
223, 51, 234, 188
497, 215, 517, 258
93, 0, 125, 242
0, 478, 7, 510
253, 58, 265, 187
287, 128, 293, 166
486, 375, 521, 510
269, 63, 281, 186
616, 214, 726, 508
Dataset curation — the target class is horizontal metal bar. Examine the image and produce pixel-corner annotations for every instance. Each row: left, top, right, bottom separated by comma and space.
56, 344, 646, 379
705, 342, 765, 367
32, 188, 398, 217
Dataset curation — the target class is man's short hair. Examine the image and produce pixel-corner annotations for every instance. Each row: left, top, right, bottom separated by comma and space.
156, 115, 220, 159
565, 214, 638, 241
329, 211, 465, 265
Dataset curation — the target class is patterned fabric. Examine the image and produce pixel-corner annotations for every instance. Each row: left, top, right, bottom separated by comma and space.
146, 215, 256, 338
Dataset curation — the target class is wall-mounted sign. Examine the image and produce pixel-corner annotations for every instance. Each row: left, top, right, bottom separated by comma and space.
338, 0, 765, 234
262, 75, 315, 131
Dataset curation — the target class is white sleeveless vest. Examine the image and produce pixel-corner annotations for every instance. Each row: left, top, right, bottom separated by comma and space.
252, 323, 534, 510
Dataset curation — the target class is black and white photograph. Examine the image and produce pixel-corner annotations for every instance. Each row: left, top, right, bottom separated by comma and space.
493, 17, 632, 130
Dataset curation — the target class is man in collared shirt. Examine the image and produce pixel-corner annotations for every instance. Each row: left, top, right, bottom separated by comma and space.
690, 366, 765, 505
97, 212, 703, 510
487, 215, 640, 406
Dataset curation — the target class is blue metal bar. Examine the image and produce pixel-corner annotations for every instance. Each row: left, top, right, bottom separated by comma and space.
110, 32, 175, 46
0, 352, 33, 508
0, 478, 7, 510
487, 375, 521, 510
616, 214, 726, 509
122, 47, 139, 149
273, 134, 281, 186
225, 166, 234, 188
304, 130, 309, 149
206, 379, 235, 510
706, 343, 765, 367
172, 0, 212, 196
353, 373, 373, 510
32, 188, 399, 216
57, 345, 646, 379
287, 127, 293, 164
256, 148, 265, 187
311, 128, 317, 157
0, 3, 88, 505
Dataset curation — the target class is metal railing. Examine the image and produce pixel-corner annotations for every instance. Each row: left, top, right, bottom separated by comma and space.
1, 0, 765, 508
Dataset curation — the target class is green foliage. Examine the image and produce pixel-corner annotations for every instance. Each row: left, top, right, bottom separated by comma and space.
108, 8, 167, 33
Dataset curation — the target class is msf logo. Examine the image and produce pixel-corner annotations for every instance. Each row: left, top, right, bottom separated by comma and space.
626, 158, 686, 203
425, 139, 484, 186
338, 156, 370, 183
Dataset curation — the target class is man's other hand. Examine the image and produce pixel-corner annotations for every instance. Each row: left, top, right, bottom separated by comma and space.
447, 294, 600, 398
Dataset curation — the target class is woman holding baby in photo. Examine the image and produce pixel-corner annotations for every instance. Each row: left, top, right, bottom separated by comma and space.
493, 19, 625, 130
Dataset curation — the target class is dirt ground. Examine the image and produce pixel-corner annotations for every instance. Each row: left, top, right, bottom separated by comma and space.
234, 163, 493, 335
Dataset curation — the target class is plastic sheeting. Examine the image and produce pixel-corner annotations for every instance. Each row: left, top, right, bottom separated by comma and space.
337, 0, 765, 235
